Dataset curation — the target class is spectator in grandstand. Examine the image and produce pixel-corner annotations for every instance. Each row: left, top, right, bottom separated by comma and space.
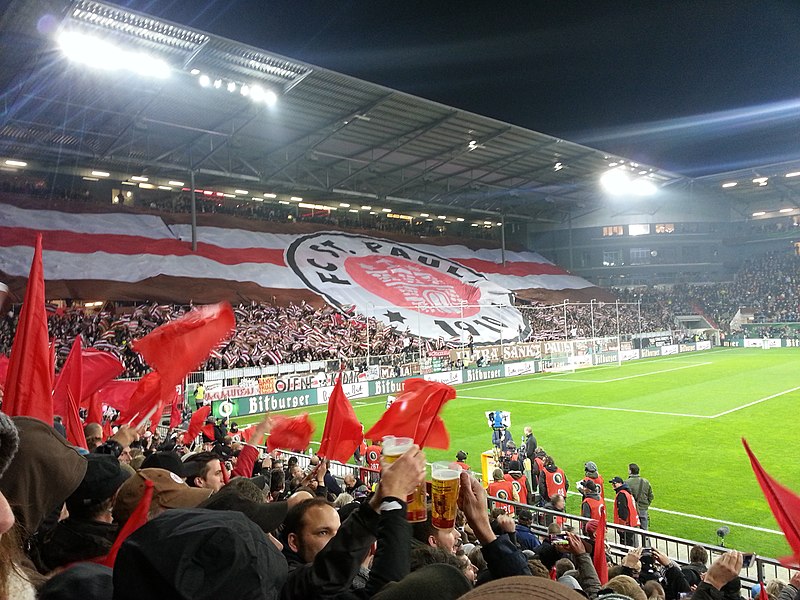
83, 422, 103, 450
455, 450, 470, 471
626, 463, 655, 532
538, 456, 568, 507
38, 454, 131, 571
281, 444, 425, 599
541, 493, 566, 528
681, 544, 709, 587
112, 468, 211, 525
610, 476, 640, 546
514, 508, 540, 551
412, 511, 461, 554
183, 451, 225, 493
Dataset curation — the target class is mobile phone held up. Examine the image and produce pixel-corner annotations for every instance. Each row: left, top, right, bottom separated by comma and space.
742, 553, 756, 569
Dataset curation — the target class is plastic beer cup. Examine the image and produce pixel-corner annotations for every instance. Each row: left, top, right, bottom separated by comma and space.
382, 436, 427, 522
431, 461, 462, 529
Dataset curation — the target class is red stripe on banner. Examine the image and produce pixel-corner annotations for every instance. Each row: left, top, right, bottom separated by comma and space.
455, 258, 569, 277
0, 227, 286, 267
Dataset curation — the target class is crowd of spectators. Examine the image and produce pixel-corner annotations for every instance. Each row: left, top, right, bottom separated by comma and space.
0, 410, 787, 600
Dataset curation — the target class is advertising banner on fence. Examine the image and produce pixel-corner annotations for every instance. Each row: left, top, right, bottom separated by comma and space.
424, 370, 464, 386
619, 349, 640, 361
661, 344, 679, 355
212, 390, 320, 419
317, 381, 370, 404
696, 340, 712, 350
463, 365, 504, 383
504, 361, 538, 378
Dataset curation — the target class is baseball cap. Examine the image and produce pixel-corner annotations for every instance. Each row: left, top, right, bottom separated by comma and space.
582, 480, 598, 493
113, 468, 211, 523
609, 476, 625, 485
584, 461, 598, 472
67, 454, 131, 512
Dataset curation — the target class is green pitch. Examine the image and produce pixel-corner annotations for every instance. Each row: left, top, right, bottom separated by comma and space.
238, 347, 800, 559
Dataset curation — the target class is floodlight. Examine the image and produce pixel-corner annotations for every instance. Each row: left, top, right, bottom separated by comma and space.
382, 208, 392, 212
554, 162, 563, 171
227, 81, 236, 93
5, 160, 27, 167
600, 169, 630, 194
456, 217, 465, 222
199, 74, 210, 87
290, 196, 302, 201
82, 177, 99, 181
58, 31, 169, 79
420, 213, 429, 217
721, 182, 737, 188
752, 177, 768, 186
240, 84, 250, 97
779, 208, 794, 213
438, 215, 447, 219
349, 209, 359, 213
264, 193, 277, 198
278, 200, 290, 205
91, 170, 109, 177
190, 68, 200, 75
752, 211, 766, 216
157, 185, 172, 190
213, 79, 222, 89
131, 176, 148, 182
360, 206, 372, 210
250, 85, 265, 101
785, 172, 800, 178
496, 222, 502, 226
235, 189, 249, 195
168, 181, 184, 186
339, 203, 351, 208
264, 90, 278, 107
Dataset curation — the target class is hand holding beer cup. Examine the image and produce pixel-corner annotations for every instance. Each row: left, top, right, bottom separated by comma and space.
457, 471, 496, 545
381, 436, 427, 521
431, 461, 462, 530
377, 444, 425, 497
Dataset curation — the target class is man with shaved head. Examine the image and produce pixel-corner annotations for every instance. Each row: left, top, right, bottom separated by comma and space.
83, 423, 103, 450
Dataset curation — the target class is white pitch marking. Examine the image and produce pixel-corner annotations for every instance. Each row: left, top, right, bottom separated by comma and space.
539, 362, 712, 384
458, 395, 711, 419
710, 385, 800, 419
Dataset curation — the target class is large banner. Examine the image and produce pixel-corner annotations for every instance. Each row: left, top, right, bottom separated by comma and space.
0, 203, 598, 344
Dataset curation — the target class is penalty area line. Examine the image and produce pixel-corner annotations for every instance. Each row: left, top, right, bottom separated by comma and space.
458, 395, 711, 419
710, 385, 800, 419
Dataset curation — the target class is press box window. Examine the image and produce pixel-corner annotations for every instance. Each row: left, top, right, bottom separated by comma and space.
628, 223, 650, 236
655, 223, 675, 234
602, 225, 624, 237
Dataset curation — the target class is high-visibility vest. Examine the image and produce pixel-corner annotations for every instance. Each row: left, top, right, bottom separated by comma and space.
365, 445, 382, 470
545, 468, 567, 499
488, 480, 516, 515
583, 475, 605, 498
613, 489, 641, 527
583, 496, 605, 522
505, 473, 528, 505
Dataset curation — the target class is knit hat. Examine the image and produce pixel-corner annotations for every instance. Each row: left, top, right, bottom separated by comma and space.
0, 412, 19, 479
456, 450, 468, 461
372, 564, 472, 600
66, 454, 131, 512
459, 575, 585, 599
584, 461, 598, 473
199, 492, 288, 534
141, 451, 185, 477
113, 468, 211, 523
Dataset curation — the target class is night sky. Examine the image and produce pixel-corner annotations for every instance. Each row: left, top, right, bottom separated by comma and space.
112, 1, 800, 177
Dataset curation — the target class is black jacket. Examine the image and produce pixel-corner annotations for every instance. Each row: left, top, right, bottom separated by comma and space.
524, 433, 537, 460
281, 500, 411, 600
39, 518, 118, 571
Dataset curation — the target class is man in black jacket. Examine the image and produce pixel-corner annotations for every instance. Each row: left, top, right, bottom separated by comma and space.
280, 443, 426, 599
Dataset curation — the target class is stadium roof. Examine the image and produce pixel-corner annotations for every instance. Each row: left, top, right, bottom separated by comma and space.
0, 0, 696, 224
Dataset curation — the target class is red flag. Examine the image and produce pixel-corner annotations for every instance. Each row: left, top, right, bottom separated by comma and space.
0, 355, 9, 390
743, 438, 800, 566
3, 233, 53, 421
100, 479, 154, 568
267, 413, 315, 452
86, 392, 103, 426
65, 389, 88, 449
98, 380, 139, 412
183, 405, 211, 444
80, 349, 124, 403
132, 303, 235, 390
593, 508, 609, 585
317, 373, 363, 463
366, 378, 455, 449
238, 424, 257, 444
201, 424, 215, 440
52, 336, 84, 418
219, 457, 230, 485
117, 372, 162, 426
169, 387, 182, 429
759, 582, 768, 600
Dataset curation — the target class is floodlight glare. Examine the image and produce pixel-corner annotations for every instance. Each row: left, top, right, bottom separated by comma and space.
263, 193, 277, 198
721, 182, 737, 188
250, 85, 265, 101
240, 84, 250, 97
5, 159, 27, 167
190, 68, 200, 76
752, 211, 766, 216
213, 79, 222, 89
199, 74, 210, 87
227, 81, 236, 93
168, 180, 184, 186
600, 169, 630, 194
779, 208, 794, 213
630, 178, 657, 196
58, 31, 169, 79
264, 89, 278, 107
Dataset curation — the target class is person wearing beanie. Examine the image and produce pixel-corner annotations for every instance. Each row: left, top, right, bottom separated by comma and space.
0, 412, 38, 600
39, 454, 131, 570
455, 450, 470, 471
582, 460, 605, 498
487, 467, 518, 515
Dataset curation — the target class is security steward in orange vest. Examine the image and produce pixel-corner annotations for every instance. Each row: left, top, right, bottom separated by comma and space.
537, 456, 568, 506
488, 467, 519, 515
611, 476, 640, 547
580, 479, 605, 533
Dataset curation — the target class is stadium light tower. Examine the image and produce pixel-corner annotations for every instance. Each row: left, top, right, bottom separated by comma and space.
600, 168, 658, 197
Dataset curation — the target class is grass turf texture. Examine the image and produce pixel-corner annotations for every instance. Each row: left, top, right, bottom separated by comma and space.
236, 347, 799, 559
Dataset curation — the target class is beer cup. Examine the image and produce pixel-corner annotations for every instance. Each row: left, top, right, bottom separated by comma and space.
382, 436, 427, 523
431, 461, 462, 530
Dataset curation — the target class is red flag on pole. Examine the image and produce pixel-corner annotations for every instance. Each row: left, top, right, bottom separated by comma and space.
117, 372, 162, 426
317, 373, 362, 463
65, 389, 88, 449
169, 387, 182, 429
86, 392, 103, 426
0, 355, 9, 390
132, 303, 235, 390
52, 336, 84, 418
267, 414, 315, 452
100, 480, 154, 568
593, 508, 609, 585
79, 349, 124, 404
98, 380, 139, 412
3, 233, 54, 422
743, 438, 800, 566
183, 405, 211, 445
365, 378, 455, 449
759, 582, 768, 600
